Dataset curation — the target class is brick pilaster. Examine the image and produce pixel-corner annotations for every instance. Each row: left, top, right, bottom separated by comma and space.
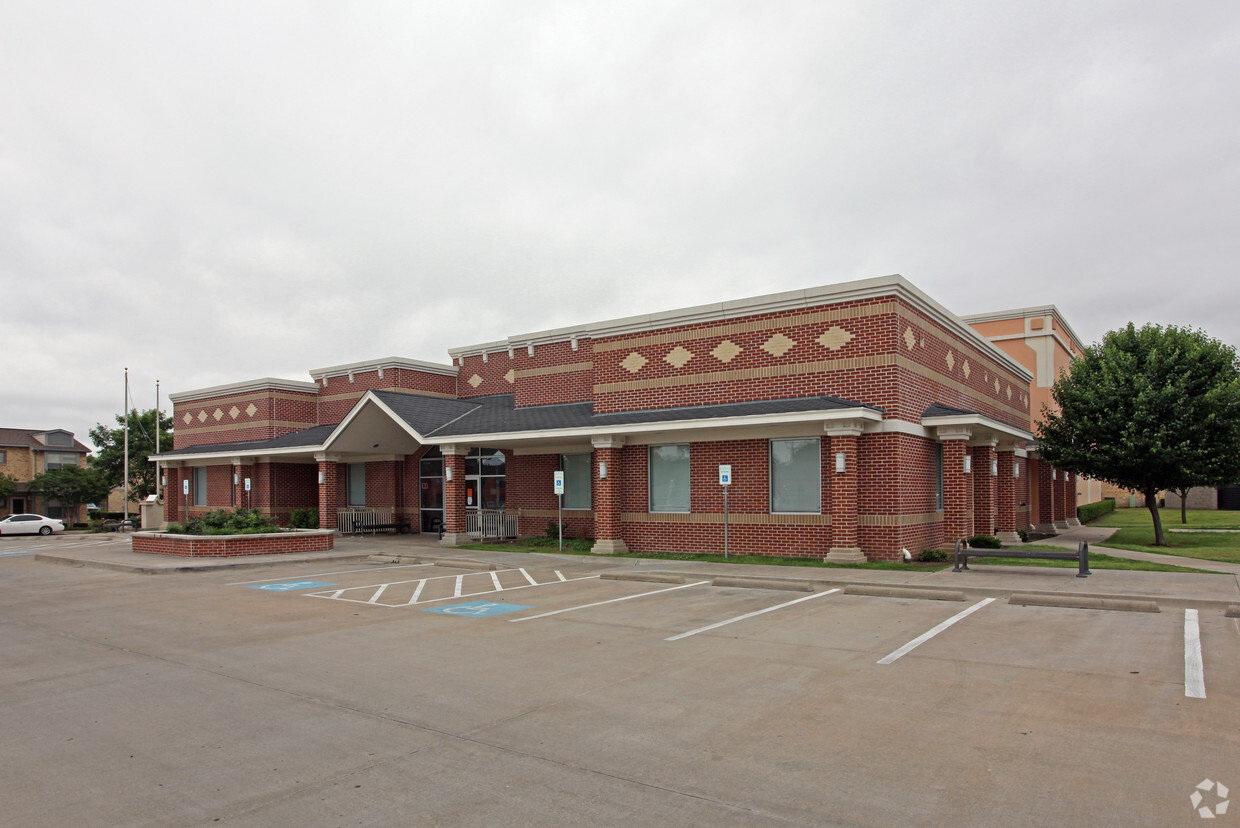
440, 446, 469, 546
825, 425, 865, 563
942, 438, 972, 547
317, 458, 340, 529
995, 449, 1019, 542
164, 466, 181, 524
590, 437, 628, 555
1035, 459, 1056, 532
971, 442, 996, 537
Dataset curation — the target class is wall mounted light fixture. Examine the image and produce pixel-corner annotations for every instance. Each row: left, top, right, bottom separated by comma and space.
599, 461, 608, 479
963, 456, 972, 474
835, 452, 847, 473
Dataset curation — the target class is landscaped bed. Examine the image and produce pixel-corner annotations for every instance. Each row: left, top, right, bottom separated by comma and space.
133, 508, 334, 557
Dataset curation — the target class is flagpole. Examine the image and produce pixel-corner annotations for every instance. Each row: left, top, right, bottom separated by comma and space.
123, 368, 129, 525
155, 379, 161, 518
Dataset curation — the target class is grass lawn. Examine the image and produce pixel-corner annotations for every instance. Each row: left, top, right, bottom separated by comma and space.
460, 537, 1216, 573
1090, 508, 1240, 564
972, 549, 1217, 574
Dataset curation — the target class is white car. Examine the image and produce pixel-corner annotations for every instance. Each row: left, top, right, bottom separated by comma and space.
0, 514, 66, 535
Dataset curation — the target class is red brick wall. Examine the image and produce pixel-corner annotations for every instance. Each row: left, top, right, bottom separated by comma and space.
456, 341, 594, 403
318, 368, 456, 425
173, 389, 319, 449
133, 531, 334, 557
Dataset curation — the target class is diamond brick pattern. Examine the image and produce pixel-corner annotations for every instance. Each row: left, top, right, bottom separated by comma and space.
620, 352, 648, 373
962, 361, 971, 379
246, 403, 258, 417
183, 412, 192, 425
198, 411, 208, 423
816, 326, 854, 351
664, 346, 694, 368
945, 351, 955, 371
504, 369, 516, 384
711, 340, 742, 363
230, 406, 241, 419
761, 333, 796, 358
468, 374, 484, 388
213, 408, 224, 421
904, 327, 916, 351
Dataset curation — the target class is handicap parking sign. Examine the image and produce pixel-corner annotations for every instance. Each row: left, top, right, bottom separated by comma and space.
421, 601, 532, 617
246, 580, 336, 591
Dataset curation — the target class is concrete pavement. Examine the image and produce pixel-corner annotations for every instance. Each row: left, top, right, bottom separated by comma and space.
30, 527, 1240, 613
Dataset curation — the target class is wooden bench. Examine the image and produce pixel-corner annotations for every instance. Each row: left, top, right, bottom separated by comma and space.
953, 539, 1091, 578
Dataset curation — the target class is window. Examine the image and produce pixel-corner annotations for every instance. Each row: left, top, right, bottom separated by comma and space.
347, 463, 366, 507
45, 452, 80, 471
419, 447, 444, 533
935, 444, 944, 511
770, 438, 821, 513
193, 467, 208, 506
649, 445, 690, 512
0, 450, 6, 464
466, 447, 506, 510
561, 454, 591, 510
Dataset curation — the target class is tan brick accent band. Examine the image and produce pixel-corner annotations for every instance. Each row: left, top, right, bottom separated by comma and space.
595, 354, 895, 394
593, 303, 896, 353
513, 362, 594, 379
858, 512, 942, 527
621, 512, 831, 525
319, 388, 457, 403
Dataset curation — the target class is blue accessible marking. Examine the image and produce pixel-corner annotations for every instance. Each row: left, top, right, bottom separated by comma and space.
0, 550, 37, 557
421, 601, 533, 618
246, 580, 336, 591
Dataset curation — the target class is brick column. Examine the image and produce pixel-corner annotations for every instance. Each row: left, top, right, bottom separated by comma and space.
590, 437, 628, 555
439, 445, 469, 546
1065, 472, 1082, 526
1053, 469, 1071, 529
971, 441, 996, 537
1034, 459, 1056, 533
995, 447, 1019, 543
164, 465, 181, 524
941, 432, 973, 547
316, 455, 340, 529
232, 459, 253, 511
825, 423, 865, 563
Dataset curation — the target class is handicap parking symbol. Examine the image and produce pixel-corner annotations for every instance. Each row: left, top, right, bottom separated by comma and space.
246, 580, 336, 591
421, 601, 532, 617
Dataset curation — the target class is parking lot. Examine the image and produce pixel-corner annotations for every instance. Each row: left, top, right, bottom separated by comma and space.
3, 534, 1239, 825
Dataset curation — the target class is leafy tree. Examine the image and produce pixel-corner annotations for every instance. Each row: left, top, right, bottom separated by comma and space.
1038, 323, 1240, 546
89, 408, 174, 503
0, 473, 17, 507
28, 466, 112, 524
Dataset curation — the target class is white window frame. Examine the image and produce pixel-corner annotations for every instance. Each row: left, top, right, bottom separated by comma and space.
560, 453, 592, 510
648, 444, 690, 513
769, 437, 821, 514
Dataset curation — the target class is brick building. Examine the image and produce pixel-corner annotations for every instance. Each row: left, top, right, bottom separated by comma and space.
152, 275, 1085, 560
0, 428, 91, 521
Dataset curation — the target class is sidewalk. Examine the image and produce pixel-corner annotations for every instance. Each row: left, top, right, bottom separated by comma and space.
1023, 523, 1240, 576
33, 529, 1240, 611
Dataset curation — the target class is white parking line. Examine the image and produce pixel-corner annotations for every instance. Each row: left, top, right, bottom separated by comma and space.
665, 589, 841, 641
303, 571, 601, 607
227, 562, 431, 586
510, 581, 711, 623
877, 598, 995, 664
1185, 608, 1206, 699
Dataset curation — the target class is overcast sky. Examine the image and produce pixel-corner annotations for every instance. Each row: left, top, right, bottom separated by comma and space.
4, 1, 1238, 451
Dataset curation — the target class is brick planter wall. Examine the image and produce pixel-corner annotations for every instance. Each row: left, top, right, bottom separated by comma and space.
131, 529, 335, 557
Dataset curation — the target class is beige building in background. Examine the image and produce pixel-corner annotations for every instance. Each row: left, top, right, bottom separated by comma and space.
0, 428, 91, 521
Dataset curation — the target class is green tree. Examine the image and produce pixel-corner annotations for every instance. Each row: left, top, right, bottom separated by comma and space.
0, 473, 17, 508
89, 408, 174, 503
1037, 323, 1240, 546
28, 466, 112, 524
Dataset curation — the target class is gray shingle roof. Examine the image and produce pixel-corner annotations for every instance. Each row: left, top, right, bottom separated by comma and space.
157, 391, 881, 456
921, 403, 979, 418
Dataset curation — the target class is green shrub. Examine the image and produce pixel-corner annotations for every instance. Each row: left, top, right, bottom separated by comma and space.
1077, 499, 1116, 524
1017, 528, 1029, 542
170, 508, 280, 535
164, 523, 185, 533
920, 548, 948, 562
967, 533, 1003, 549
289, 508, 319, 529
545, 520, 561, 539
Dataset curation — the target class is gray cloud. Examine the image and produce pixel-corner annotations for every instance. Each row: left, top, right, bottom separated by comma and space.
3, 1, 1237, 448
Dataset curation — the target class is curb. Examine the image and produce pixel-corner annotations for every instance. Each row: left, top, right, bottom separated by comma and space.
1009, 593, 1161, 613
845, 585, 966, 602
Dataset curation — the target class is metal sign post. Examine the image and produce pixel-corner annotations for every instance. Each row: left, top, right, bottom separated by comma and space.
245, 477, 251, 510
553, 471, 565, 551
719, 464, 732, 558
183, 478, 189, 523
